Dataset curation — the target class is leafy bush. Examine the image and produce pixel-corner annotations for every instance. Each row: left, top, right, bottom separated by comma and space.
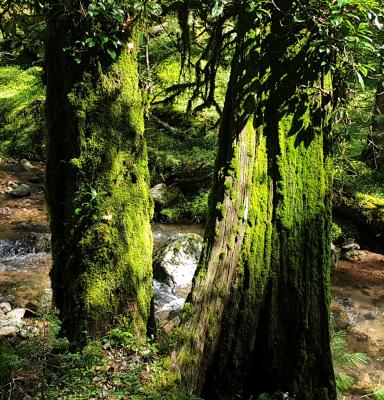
0, 65, 45, 160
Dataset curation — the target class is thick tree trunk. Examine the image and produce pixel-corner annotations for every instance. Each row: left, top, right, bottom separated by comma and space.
175, 5, 336, 400
45, 8, 153, 342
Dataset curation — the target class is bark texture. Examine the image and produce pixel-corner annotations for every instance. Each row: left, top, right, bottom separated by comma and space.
45, 7, 153, 342
176, 4, 336, 400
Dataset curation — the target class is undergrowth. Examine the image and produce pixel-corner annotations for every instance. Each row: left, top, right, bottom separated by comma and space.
0, 307, 200, 400
0, 65, 45, 161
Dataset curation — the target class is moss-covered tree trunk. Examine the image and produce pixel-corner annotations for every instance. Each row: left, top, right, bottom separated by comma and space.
175, 4, 336, 400
45, 6, 153, 342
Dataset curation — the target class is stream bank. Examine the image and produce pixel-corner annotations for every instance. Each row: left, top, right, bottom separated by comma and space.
1, 158, 384, 398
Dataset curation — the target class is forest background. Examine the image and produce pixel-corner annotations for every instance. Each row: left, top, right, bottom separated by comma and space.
1, 1, 384, 399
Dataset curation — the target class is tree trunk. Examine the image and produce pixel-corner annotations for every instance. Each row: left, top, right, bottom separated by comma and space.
45, 7, 153, 342
365, 67, 384, 167
175, 5, 336, 400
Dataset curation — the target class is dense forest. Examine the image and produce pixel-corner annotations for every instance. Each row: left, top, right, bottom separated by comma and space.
1, 0, 384, 399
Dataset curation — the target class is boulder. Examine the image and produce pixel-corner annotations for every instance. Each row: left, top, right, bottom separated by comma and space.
0, 326, 17, 337
7, 308, 25, 321
153, 233, 203, 297
9, 184, 31, 198
150, 183, 181, 208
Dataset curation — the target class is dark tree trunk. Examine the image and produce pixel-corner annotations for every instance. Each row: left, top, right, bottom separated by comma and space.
45, 6, 153, 342
175, 4, 336, 400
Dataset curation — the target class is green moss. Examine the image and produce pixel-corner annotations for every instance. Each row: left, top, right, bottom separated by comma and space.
47, 32, 153, 341
0, 66, 45, 160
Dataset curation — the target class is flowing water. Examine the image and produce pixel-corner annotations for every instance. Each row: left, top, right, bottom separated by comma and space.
0, 223, 203, 307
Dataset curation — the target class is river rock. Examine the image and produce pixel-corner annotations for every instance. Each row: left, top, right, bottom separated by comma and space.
7, 308, 26, 321
10, 184, 31, 197
151, 183, 182, 208
153, 233, 203, 296
20, 159, 34, 170
0, 326, 17, 337
0, 302, 12, 314
341, 239, 360, 251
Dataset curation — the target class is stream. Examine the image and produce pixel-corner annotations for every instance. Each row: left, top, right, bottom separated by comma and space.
0, 223, 203, 308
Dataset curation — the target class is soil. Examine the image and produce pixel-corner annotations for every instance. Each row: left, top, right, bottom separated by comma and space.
1, 158, 384, 398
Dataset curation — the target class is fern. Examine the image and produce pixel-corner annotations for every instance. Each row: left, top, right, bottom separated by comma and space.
331, 330, 369, 398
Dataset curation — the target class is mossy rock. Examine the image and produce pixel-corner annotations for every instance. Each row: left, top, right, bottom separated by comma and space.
151, 183, 182, 208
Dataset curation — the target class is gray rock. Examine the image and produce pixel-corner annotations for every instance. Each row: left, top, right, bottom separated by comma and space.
0, 302, 12, 314
153, 233, 203, 296
0, 310, 6, 319
20, 159, 34, 170
10, 184, 31, 198
0, 326, 17, 337
0, 295, 16, 306
341, 239, 360, 251
150, 183, 182, 208
7, 308, 25, 321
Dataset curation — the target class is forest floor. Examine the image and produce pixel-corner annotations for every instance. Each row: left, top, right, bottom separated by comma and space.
1, 158, 384, 398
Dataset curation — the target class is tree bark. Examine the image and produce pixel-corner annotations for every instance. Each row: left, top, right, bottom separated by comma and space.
45, 6, 153, 342
175, 4, 336, 400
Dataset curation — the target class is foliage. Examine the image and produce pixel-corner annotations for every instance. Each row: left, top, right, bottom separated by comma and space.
147, 108, 217, 184
161, 189, 209, 223
0, 0, 45, 65
60, 0, 161, 64
0, 305, 201, 400
0, 64, 45, 160
331, 330, 369, 398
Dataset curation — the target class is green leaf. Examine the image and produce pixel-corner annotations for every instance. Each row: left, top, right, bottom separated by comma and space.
107, 48, 117, 60
139, 33, 148, 46
85, 38, 96, 48
212, 0, 224, 18
355, 70, 365, 90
